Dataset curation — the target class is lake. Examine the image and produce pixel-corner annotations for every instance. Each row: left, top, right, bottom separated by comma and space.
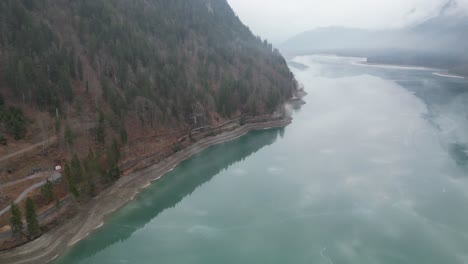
55, 55, 468, 264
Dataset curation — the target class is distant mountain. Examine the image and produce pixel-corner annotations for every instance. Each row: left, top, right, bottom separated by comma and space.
281, 8, 468, 75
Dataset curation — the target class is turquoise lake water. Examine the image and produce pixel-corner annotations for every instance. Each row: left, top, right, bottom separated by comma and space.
55, 55, 468, 264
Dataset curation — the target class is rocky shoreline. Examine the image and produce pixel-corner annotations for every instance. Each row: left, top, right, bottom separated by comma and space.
0, 117, 292, 264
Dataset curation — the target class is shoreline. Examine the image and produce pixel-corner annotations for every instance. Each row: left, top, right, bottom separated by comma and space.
290, 54, 468, 79
0, 117, 292, 264
432, 72, 466, 79
352, 61, 440, 71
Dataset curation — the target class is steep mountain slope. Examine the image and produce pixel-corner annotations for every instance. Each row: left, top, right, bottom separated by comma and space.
0, 0, 297, 238
0, 0, 296, 156
0, 0, 296, 123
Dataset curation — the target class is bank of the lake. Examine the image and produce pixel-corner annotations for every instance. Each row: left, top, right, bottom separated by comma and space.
0, 117, 292, 264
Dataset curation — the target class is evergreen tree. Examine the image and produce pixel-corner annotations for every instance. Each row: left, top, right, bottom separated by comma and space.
83, 149, 97, 196
0, 134, 7, 145
96, 111, 105, 144
61, 73, 73, 102
25, 198, 40, 237
78, 58, 84, 81
10, 203, 23, 235
69, 49, 76, 80
108, 139, 121, 165
120, 125, 128, 145
64, 125, 73, 147
84, 148, 105, 182
84, 148, 94, 172
71, 153, 83, 181
103, 139, 121, 182
106, 164, 121, 181
0, 106, 27, 140
16, 60, 28, 95
41, 180, 54, 203
65, 163, 79, 197
55, 119, 61, 136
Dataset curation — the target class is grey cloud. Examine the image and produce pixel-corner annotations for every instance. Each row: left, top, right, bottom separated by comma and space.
228, 0, 468, 43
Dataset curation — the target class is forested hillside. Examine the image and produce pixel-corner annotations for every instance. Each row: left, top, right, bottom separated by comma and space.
0, 0, 297, 152
0, 0, 296, 130
0, 0, 297, 234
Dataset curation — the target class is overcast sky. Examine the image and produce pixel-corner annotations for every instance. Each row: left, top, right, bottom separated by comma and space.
227, 0, 468, 44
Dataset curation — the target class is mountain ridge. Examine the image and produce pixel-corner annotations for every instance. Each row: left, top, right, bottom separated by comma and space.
281, 5, 468, 75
